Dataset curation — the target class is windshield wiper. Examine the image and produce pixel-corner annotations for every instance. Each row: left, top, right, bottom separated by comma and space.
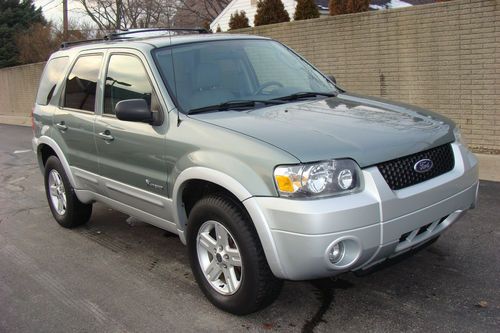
188, 99, 284, 114
273, 91, 336, 101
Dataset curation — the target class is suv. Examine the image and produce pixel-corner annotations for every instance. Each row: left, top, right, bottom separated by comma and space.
33, 29, 478, 315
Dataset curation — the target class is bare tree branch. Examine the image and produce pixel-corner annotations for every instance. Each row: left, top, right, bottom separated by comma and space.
174, 0, 230, 24
79, 0, 176, 32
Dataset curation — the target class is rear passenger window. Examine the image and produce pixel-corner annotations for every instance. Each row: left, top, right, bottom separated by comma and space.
64, 55, 103, 112
36, 57, 69, 105
103, 54, 154, 115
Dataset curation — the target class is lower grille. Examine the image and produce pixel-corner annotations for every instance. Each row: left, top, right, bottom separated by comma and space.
377, 144, 455, 190
397, 215, 449, 252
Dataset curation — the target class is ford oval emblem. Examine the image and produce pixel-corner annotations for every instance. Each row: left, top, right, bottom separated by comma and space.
414, 159, 433, 173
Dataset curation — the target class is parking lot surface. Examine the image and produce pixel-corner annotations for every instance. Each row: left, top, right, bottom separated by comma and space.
0, 124, 499, 332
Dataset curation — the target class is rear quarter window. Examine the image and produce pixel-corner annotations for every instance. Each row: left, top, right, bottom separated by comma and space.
35, 57, 69, 106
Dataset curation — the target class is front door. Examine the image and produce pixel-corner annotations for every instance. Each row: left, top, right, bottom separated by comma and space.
94, 52, 169, 218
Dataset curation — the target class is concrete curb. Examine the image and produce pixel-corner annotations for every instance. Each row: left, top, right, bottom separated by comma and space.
0, 115, 31, 127
476, 154, 500, 182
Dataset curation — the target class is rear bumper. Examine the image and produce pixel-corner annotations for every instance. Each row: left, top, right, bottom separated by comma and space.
244, 142, 479, 280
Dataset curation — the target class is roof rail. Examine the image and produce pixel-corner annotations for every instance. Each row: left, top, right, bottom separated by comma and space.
107, 27, 210, 39
60, 37, 106, 49
60, 27, 209, 49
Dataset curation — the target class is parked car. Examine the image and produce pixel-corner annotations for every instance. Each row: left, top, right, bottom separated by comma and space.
32, 29, 478, 315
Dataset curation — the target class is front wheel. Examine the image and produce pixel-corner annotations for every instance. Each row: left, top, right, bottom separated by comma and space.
187, 194, 282, 315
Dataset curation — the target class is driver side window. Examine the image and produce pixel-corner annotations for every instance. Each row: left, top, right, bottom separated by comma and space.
104, 54, 154, 115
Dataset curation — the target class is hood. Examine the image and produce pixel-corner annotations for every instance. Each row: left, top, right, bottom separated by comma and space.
189, 93, 455, 167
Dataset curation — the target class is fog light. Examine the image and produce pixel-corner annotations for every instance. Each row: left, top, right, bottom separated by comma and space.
328, 242, 345, 264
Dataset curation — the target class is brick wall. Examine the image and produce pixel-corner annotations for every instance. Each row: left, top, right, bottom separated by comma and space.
0, 62, 45, 126
235, 0, 500, 152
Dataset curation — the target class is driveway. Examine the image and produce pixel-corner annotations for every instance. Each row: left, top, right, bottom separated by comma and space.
0, 124, 498, 332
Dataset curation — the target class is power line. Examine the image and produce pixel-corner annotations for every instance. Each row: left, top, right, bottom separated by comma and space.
44, 2, 63, 13
40, 0, 59, 9
31, 0, 62, 20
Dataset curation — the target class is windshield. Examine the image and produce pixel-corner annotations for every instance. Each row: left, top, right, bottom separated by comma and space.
153, 39, 337, 113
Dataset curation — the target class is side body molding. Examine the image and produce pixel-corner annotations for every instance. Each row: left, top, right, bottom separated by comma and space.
171, 167, 286, 278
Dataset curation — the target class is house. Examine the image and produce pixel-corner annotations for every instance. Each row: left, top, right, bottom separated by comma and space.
210, 0, 436, 32
369, 0, 435, 9
210, 0, 298, 32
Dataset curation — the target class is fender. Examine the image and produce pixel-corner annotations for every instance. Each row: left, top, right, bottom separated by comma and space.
172, 167, 253, 234
171, 167, 286, 278
34, 136, 78, 189
34, 136, 92, 204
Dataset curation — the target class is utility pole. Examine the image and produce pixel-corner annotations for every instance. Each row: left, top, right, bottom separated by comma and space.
116, 0, 122, 30
62, 0, 69, 40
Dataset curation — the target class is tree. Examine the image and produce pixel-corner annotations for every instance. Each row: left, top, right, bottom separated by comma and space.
329, 0, 370, 16
173, 0, 230, 28
79, 0, 176, 31
0, 0, 45, 68
294, 0, 320, 20
254, 0, 290, 26
228, 10, 250, 30
15, 22, 56, 64
15, 20, 93, 65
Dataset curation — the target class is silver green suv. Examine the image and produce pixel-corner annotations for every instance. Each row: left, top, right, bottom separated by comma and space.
33, 29, 479, 315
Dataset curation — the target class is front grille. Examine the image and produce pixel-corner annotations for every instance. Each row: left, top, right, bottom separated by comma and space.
377, 144, 454, 190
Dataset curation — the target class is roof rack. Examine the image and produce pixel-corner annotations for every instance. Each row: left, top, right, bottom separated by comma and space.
60, 27, 209, 49
107, 27, 209, 39
60, 38, 106, 49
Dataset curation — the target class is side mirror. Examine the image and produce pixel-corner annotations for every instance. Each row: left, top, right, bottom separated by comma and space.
115, 99, 152, 123
327, 75, 337, 84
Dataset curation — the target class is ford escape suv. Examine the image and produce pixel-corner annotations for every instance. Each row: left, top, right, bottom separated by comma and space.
32, 29, 479, 315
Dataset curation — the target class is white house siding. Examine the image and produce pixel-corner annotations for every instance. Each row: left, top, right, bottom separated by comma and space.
210, 0, 297, 32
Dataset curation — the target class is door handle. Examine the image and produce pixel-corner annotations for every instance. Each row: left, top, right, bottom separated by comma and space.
55, 122, 68, 131
98, 131, 114, 142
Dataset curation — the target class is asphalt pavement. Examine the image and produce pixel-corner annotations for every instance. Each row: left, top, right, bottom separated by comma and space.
0, 124, 499, 332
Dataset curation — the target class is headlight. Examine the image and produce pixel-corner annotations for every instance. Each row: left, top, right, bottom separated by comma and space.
453, 127, 468, 146
274, 159, 362, 198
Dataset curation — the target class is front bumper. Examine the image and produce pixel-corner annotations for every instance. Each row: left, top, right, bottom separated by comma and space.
244, 143, 479, 280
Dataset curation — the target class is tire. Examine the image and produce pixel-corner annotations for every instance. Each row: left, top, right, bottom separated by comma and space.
44, 156, 92, 228
187, 194, 283, 315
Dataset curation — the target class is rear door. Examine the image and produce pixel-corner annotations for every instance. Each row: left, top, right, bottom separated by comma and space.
52, 52, 104, 191
94, 50, 169, 218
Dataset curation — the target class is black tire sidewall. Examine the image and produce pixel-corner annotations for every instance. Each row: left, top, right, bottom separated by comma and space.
44, 156, 84, 228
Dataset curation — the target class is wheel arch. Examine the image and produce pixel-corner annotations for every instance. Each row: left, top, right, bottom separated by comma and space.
172, 167, 252, 235
172, 167, 286, 278
35, 136, 77, 189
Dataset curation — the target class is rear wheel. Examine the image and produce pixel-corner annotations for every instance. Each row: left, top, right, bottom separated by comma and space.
187, 194, 282, 315
44, 156, 92, 228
